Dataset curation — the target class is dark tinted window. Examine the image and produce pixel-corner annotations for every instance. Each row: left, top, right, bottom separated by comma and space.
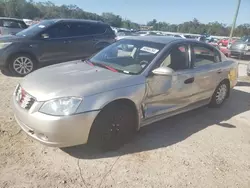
71, 23, 91, 36
16, 20, 56, 37
43, 23, 71, 38
90, 24, 106, 34
71, 23, 106, 36
105, 26, 115, 35
240, 36, 250, 42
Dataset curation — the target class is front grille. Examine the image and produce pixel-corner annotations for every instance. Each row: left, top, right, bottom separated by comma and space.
15, 85, 35, 110
230, 44, 245, 50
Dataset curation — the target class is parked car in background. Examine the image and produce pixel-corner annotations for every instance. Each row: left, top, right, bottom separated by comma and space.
218, 38, 229, 46
0, 19, 115, 76
115, 30, 139, 40
13, 36, 238, 150
173, 34, 186, 38
229, 36, 250, 58
219, 47, 229, 57
0, 17, 27, 35
218, 38, 237, 47
137, 31, 151, 36
23, 19, 33, 26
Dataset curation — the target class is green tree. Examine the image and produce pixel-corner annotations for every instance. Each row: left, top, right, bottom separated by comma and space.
0, 0, 249, 37
102, 12, 122, 27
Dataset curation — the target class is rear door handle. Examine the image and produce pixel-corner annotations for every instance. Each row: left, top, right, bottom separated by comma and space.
184, 77, 194, 84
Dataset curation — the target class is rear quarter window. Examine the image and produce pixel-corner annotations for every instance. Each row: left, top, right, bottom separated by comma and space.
105, 26, 115, 35
90, 24, 106, 35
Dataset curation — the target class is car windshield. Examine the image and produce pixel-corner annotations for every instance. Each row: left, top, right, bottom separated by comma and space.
239, 36, 250, 42
90, 39, 165, 75
16, 20, 56, 37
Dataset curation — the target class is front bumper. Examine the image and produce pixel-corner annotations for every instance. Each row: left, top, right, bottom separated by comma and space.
12, 96, 99, 148
229, 50, 250, 56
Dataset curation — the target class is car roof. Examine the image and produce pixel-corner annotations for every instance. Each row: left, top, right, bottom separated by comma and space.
122, 36, 219, 50
121, 36, 187, 44
51, 19, 107, 25
0, 17, 25, 22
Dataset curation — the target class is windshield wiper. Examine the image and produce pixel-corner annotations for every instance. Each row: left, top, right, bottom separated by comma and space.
84, 60, 118, 72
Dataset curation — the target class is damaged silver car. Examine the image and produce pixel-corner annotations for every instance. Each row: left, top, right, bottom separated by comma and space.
12, 36, 238, 150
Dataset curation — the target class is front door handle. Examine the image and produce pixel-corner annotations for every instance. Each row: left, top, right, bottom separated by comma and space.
63, 40, 72, 44
184, 77, 194, 84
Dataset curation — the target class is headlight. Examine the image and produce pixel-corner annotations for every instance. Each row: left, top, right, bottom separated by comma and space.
0, 42, 12, 49
39, 97, 82, 116
238, 44, 245, 49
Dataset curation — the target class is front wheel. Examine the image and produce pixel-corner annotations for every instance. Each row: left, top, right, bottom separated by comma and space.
209, 81, 229, 108
88, 103, 137, 151
9, 54, 36, 76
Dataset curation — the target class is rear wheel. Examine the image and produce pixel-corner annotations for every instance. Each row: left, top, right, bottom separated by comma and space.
9, 54, 37, 76
88, 103, 137, 151
209, 81, 229, 108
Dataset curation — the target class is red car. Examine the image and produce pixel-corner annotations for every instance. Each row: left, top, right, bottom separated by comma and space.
220, 47, 229, 57
209, 43, 229, 57
218, 38, 237, 47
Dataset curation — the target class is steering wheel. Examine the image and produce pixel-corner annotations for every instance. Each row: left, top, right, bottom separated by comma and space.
140, 60, 149, 68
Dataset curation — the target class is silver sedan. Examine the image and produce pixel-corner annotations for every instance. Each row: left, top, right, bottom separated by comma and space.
12, 36, 238, 151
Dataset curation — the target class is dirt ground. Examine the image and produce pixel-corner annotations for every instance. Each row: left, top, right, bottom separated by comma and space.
0, 60, 250, 188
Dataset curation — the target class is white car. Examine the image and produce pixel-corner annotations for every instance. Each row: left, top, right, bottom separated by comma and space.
173, 34, 186, 39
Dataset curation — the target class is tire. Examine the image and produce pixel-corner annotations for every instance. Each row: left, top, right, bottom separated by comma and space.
209, 81, 229, 108
8, 54, 37, 76
88, 103, 137, 151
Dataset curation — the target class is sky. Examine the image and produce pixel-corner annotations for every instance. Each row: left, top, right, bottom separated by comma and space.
35, 0, 250, 25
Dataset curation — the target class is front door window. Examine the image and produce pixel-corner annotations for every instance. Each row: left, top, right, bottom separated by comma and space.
160, 45, 190, 71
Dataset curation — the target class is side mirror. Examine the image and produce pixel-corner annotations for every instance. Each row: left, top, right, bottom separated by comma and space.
41, 33, 50, 39
152, 67, 174, 76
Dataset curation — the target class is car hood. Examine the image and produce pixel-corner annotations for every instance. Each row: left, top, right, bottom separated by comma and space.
21, 61, 145, 101
0, 34, 25, 42
230, 41, 248, 49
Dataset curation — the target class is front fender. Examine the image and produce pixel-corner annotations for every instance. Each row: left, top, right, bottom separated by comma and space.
76, 83, 146, 113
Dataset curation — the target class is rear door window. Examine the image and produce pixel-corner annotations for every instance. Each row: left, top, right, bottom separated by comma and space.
71, 23, 106, 36
90, 24, 106, 35
71, 23, 92, 36
192, 45, 221, 67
